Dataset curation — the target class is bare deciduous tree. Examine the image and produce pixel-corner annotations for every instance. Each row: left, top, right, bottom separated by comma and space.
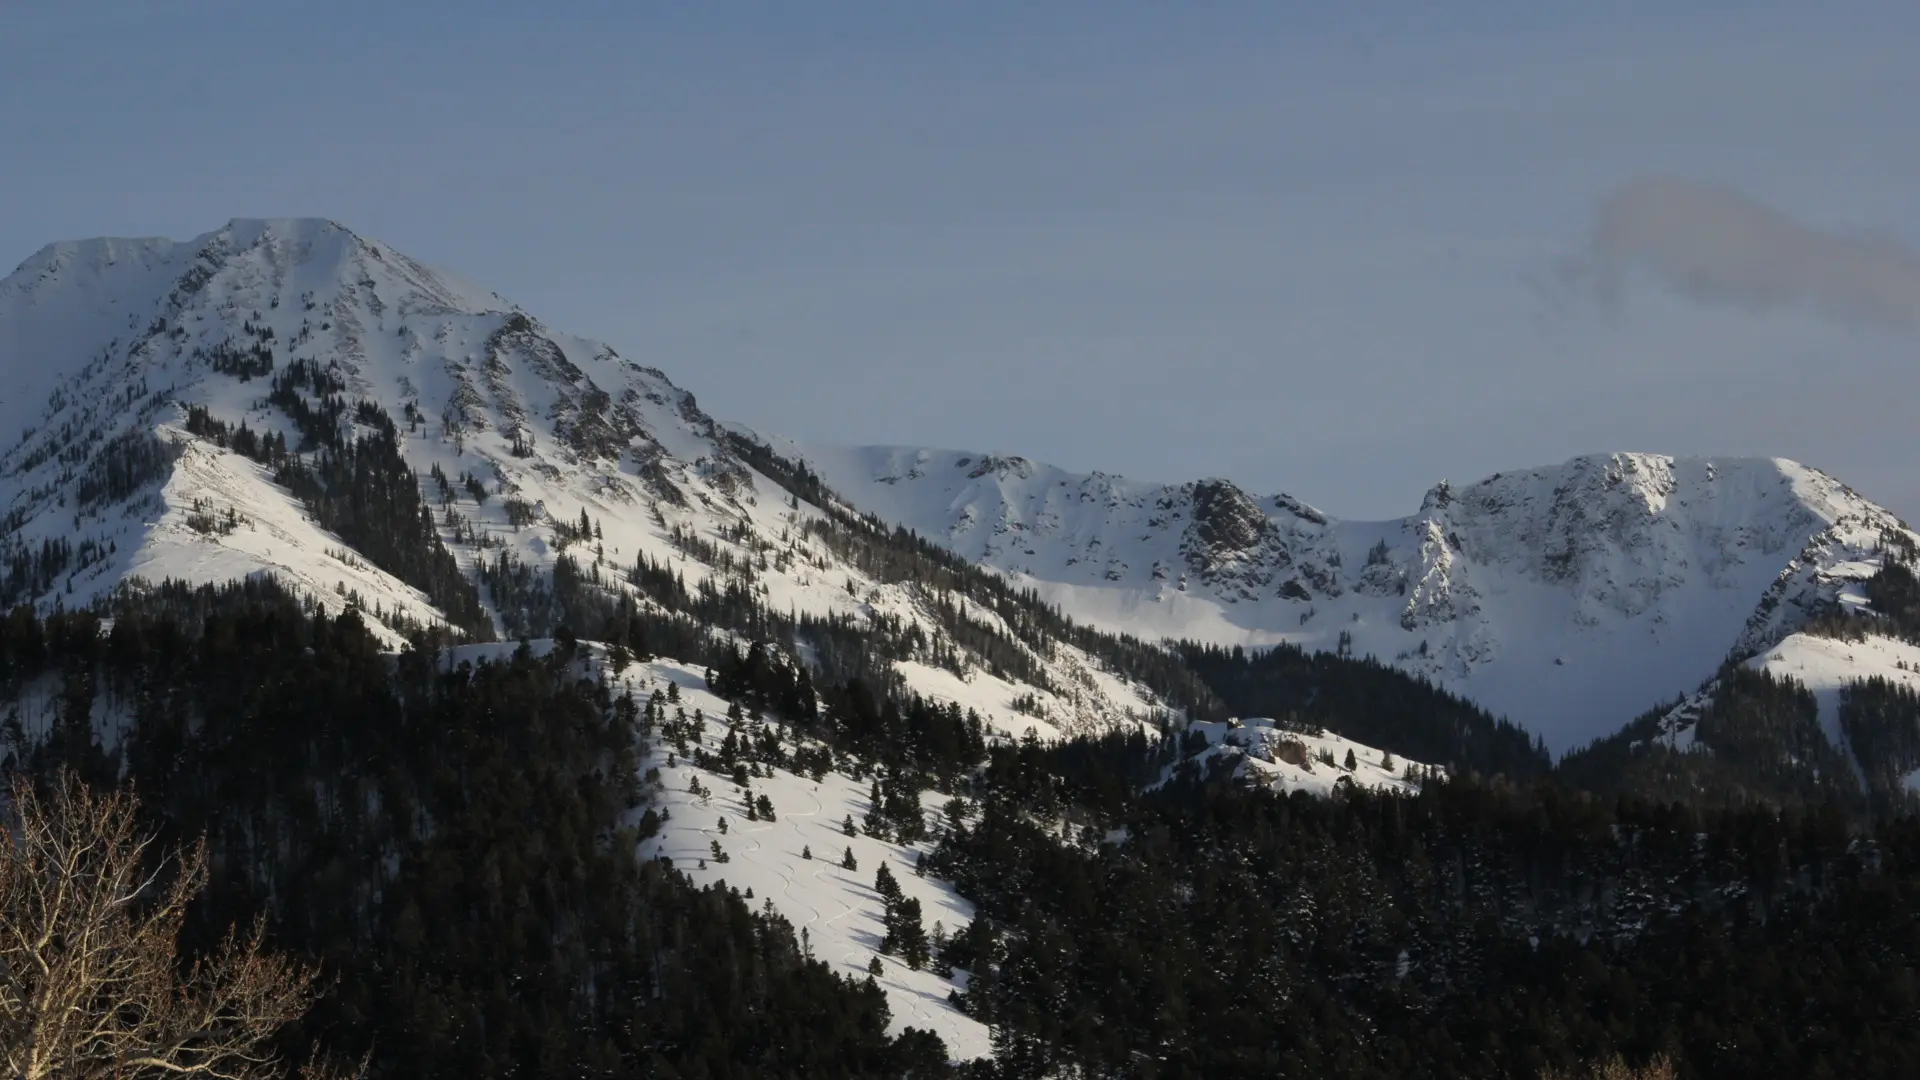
0, 772, 356, 1079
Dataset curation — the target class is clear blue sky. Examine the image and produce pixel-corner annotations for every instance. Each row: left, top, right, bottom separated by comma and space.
5, 1, 1918, 520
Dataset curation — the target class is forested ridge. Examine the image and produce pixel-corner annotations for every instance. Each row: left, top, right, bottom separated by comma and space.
2, 581, 949, 1078
5, 577, 1920, 1077
932, 733, 1920, 1078
13, 215, 1920, 1078
6, 404, 1919, 1076
1178, 640, 1552, 780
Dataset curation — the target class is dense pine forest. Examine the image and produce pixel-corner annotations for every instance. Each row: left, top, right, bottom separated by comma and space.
5, 575, 1920, 1077
1177, 640, 1552, 779
935, 735, 1920, 1078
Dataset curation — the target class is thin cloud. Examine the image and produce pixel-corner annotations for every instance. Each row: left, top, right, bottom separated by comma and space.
1561, 177, 1920, 331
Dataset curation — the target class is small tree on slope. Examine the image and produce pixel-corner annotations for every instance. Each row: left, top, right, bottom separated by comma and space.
0, 772, 356, 1080
874, 861, 902, 905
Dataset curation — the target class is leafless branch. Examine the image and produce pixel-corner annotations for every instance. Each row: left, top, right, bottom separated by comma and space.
0, 772, 355, 1079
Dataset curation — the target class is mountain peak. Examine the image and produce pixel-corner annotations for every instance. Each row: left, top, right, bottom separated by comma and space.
0, 219, 1173, 741
0, 219, 703, 639
220, 215, 355, 238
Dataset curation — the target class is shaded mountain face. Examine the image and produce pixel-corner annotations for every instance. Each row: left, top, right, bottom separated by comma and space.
786, 445, 1917, 752
1556, 550, 1920, 811
2, 218, 1914, 754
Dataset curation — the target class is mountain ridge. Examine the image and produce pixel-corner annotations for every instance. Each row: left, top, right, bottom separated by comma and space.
782, 441, 1913, 752
4, 218, 1915, 756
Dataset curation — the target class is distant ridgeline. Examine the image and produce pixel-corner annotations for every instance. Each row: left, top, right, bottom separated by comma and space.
3, 218, 1917, 816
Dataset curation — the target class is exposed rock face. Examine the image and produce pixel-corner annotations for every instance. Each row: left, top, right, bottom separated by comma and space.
1182, 479, 1286, 595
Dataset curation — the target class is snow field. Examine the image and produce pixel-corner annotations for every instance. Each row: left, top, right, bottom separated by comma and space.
620, 658, 993, 1061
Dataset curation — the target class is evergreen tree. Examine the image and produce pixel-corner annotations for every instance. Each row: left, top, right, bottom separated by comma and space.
875, 862, 902, 906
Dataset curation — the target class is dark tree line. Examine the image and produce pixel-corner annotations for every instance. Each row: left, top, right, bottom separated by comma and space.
1844, 677, 1920, 810
17, 345, 1918, 1077
7, 572, 1920, 1076
1179, 640, 1551, 780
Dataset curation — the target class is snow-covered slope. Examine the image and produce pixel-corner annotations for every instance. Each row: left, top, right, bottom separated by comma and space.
0, 219, 1166, 730
1618, 622, 1920, 798
787, 443, 1919, 751
1750, 632, 1920, 762
627, 657, 990, 1059
425, 641, 1433, 1059
437, 642, 992, 1059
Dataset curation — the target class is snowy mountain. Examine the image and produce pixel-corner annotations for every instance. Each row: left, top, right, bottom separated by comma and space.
0, 217, 1188, 743
1641, 629, 1920, 781
4, 216, 1912, 762
1174, 716, 1436, 797
10, 218, 1920, 1076
786, 444, 1919, 752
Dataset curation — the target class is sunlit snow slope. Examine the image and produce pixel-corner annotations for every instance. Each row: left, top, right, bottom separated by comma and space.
438, 642, 993, 1059
425, 640, 1435, 1060
1178, 716, 1439, 797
